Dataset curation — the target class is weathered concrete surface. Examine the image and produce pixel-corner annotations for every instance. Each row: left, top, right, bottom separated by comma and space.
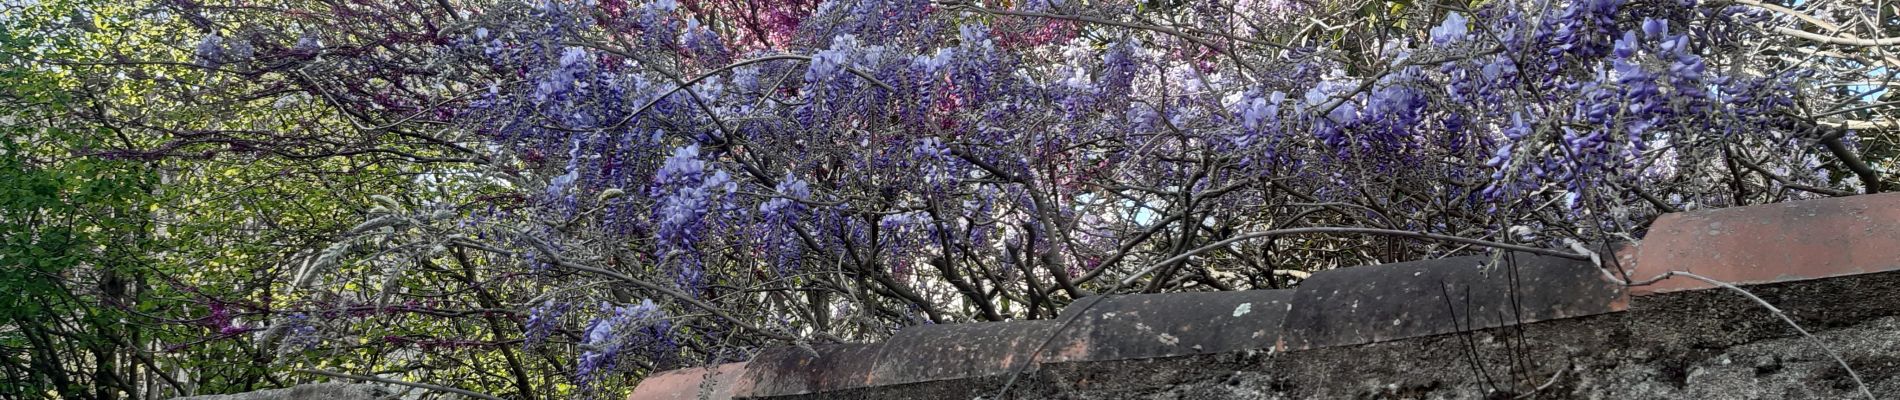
1278, 252, 1624, 351
170, 383, 392, 400
629, 195, 1900, 400
760, 271, 1900, 399
1047, 290, 1293, 362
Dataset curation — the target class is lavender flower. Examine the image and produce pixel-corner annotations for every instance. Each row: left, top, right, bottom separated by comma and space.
293, 32, 321, 53
652, 145, 735, 291
193, 33, 225, 67
575, 300, 669, 393
278, 313, 320, 351
1431, 13, 1470, 45
524, 301, 570, 347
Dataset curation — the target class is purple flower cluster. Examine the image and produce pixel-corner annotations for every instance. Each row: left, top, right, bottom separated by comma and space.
293, 32, 321, 54
576, 300, 671, 392
193, 33, 249, 68
205, 302, 250, 335
1538, 0, 1622, 71
523, 300, 570, 347
1430, 12, 1470, 46
652, 145, 734, 291
682, 19, 731, 66
430, 0, 1841, 388
634, 0, 683, 50
1231, 90, 1286, 157
1098, 41, 1141, 98
758, 174, 811, 273
279, 313, 320, 351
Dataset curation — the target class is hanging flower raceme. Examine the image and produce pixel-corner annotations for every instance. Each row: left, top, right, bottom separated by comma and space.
524, 300, 571, 347
681, 19, 731, 66
1539, 0, 1624, 71
1098, 40, 1141, 98
758, 173, 812, 274
193, 33, 226, 67
575, 300, 671, 393
652, 144, 735, 292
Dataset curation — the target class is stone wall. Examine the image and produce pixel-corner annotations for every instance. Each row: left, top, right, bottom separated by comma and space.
171, 383, 391, 400
630, 193, 1900, 400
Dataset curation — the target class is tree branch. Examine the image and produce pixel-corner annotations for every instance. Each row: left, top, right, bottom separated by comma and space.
1819, 133, 1884, 193
471, 236, 796, 342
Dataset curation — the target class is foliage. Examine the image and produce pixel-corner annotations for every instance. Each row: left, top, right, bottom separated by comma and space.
2, 0, 1894, 398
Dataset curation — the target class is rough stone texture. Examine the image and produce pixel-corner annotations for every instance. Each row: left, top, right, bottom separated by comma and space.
169, 383, 392, 400
1045, 290, 1293, 362
741, 344, 882, 396
1279, 252, 1624, 350
759, 271, 1900, 399
869, 320, 1059, 387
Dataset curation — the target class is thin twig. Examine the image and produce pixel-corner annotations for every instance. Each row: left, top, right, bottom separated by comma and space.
469, 235, 795, 341
1769, 26, 1900, 46
1512, 362, 1570, 399
1442, 282, 1499, 393
1663, 272, 1877, 400
993, 295, 1110, 399
1731, 155, 1855, 197
1565, 243, 1873, 399
554, 55, 893, 133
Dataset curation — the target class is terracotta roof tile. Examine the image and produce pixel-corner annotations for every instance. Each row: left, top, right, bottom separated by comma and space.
1630, 193, 1900, 294
626, 362, 746, 400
